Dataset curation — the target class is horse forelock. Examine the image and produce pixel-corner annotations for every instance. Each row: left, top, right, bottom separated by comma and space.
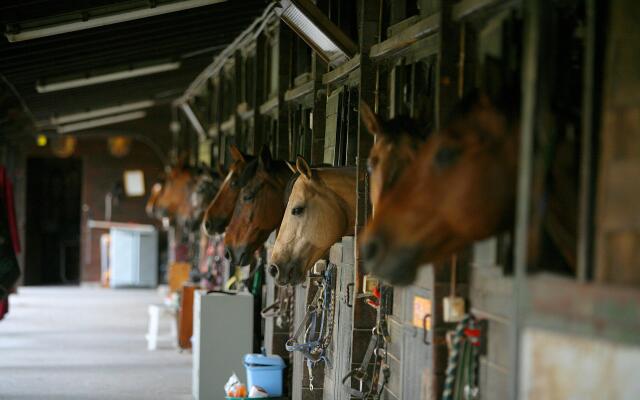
381, 115, 430, 142
283, 173, 300, 207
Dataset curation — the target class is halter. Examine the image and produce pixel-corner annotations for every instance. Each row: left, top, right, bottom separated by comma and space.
285, 263, 336, 391
342, 284, 392, 399
261, 284, 295, 328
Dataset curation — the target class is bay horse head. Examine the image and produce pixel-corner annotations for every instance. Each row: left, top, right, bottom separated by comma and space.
224, 146, 294, 266
360, 92, 519, 285
202, 145, 253, 236
360, 102, 430, 209
187, 166, 223, 231
269, 157, 356, 286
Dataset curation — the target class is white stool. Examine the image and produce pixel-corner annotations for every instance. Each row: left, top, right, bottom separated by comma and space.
145, 304, 178, 350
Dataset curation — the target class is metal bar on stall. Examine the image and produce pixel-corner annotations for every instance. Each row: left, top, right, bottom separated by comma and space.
511, 0, 547, 397
576, 0, 601, 283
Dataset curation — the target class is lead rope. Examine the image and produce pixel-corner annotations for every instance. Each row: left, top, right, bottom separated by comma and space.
442, 314, 480, 400
285, 263, 336, 391
342, 285, 392, 399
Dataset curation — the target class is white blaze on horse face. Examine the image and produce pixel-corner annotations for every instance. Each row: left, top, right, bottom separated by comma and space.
271, 176, 346, 283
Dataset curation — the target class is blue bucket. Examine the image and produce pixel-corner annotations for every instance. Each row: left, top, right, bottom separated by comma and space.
243, 354, 285, 397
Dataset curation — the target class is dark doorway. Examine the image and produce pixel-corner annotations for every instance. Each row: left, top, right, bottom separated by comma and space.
25, 157, 82, 285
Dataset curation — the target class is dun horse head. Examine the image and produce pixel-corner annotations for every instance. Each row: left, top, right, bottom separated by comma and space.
360, 102, 430, 209
269, 157, 356, 286
202, 145, 253, 236
360, 92, 519, 285
224, 146, 294, 266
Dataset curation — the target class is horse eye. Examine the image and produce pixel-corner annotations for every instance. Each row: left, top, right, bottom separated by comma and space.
230, 179, 239, 188
243, 193, 254, 202
434, 146, 461, 168
367, 157, 378, 174
292, 206, 305, 216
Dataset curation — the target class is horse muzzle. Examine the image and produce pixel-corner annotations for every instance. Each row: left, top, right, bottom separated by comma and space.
226, 245, 253, 267
203, 217, 226, 236
361, 234, 420, 286
268, 262, 304, 286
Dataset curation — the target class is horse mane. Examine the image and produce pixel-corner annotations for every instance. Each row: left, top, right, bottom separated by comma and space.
283, 173, 300, 206
283, 165, 356, 207
238, 158, 293, 188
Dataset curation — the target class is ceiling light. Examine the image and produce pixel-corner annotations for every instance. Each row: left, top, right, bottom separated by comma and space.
51, 100, 155, 125
37, 62, 180, 93
276, 0, 358, 66
57, 111, 147, 134
5, 0, 227, 42
36, 134, 48, 147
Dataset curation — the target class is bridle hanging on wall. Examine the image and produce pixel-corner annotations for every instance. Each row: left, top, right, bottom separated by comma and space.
285, 262, 337, 391
342, 284, 392, 399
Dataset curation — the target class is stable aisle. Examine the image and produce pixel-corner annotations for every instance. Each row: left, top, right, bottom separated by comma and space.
0, 286, 191, 400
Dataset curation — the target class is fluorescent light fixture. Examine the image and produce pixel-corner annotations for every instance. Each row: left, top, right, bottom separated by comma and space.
37, 62, 180, 93
51, 100, 155, 125
5, 0, 227, 42
57, 111, 147, 133
276, 0, 357, 66
180, 103, 207, 139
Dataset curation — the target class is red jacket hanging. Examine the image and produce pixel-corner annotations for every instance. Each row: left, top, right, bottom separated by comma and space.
0, 166, 20, 254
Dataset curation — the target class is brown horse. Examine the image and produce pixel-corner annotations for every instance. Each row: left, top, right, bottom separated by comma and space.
360, 102, 430, 209
188, 167, 223, 230
269, 157, 356, 286
202, 145, 253, 235
154, 164, 197, 223
359, 93, 519, 285
224, 146, 294, 266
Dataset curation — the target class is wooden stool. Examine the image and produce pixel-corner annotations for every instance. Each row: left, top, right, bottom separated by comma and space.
145, 304, 178, 350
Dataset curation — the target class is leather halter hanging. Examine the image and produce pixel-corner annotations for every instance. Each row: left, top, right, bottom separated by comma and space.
285, 263, 336, 391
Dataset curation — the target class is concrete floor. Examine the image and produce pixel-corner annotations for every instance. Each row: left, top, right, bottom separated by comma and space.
0, 286, 192, 400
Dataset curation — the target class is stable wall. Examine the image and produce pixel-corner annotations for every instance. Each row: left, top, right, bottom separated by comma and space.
10, 105, 172, 284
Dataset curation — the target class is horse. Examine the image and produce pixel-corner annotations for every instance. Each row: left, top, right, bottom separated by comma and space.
187, 167, 223, 231
202, 145, 254, 236
154, 164, 197, 223
359, 92, 520, 285
269, 157, 356, 286
153, 163, 221, 229
360, 102, 430, 209
224, 146, 294, 266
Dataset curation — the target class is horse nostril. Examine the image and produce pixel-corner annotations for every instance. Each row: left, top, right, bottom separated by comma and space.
268, 264, 279, 277
361, 236, 383, 262
204, 220, 212, 232
225, 249, 233, 263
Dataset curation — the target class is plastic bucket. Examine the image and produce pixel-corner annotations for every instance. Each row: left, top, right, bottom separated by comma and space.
243, 354, 285, 397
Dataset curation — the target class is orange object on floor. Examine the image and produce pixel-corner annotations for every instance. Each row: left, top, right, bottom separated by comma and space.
168, 262, 191, 293
178, 284, 196, 349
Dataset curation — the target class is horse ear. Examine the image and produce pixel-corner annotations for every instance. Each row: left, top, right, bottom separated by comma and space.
296, 156, 313, 180
258, 145, 272, 170
360, 101, 383, 137
229, 145, 246, 163
285, 161, 296, 174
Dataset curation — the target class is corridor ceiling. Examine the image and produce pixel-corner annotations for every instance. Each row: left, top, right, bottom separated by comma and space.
0, 0, 268, 129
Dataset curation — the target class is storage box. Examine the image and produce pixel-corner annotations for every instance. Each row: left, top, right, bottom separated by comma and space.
243, 354, 285, 397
